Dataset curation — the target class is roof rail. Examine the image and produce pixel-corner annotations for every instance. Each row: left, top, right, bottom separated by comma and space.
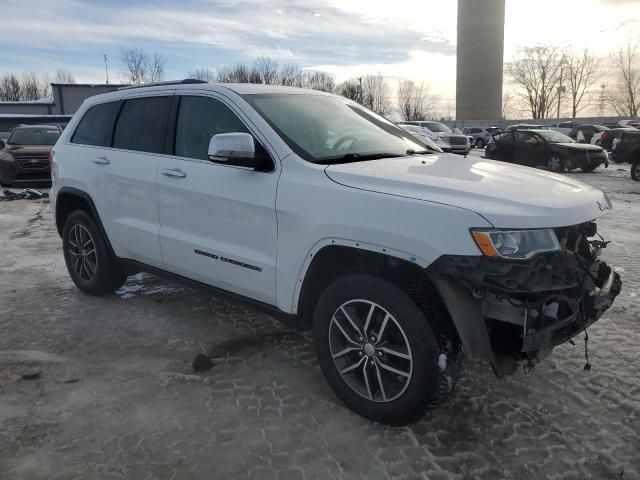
118, 79, 208, 90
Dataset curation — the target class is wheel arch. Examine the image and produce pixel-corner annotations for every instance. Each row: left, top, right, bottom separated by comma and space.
294, 243, 456, 340
55, 187, 116, 258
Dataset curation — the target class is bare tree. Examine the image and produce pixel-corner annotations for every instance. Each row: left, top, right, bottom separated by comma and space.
217, 64, 260, 83
361, 73, 391, 116
54, 69, 76, 84
21, 72, 41, 101
606, 41, 639, 117
0, 74, 22, 101
121, 48, 166, 84
302, 71, 335, 93
279, 64, 303, 87
187, 68, 217, 83
508, 45, 564, 119
254, 56, 279, 85
564, 49, 601, 118
397, 80, 438, 120
337, 79, 361, 102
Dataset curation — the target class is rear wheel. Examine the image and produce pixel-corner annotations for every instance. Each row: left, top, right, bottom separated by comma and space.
313, 273, 461, 426
631, 159, 640, 181
62, 210, 127, 295
476, 138, 485, 149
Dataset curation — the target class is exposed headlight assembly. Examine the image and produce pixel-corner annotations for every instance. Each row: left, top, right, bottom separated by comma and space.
471, 228, 560, 259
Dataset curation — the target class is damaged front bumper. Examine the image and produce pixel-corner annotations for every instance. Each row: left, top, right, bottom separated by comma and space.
427, 222, 622, 376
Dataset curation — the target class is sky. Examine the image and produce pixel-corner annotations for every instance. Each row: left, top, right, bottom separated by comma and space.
0, 0, 638, 103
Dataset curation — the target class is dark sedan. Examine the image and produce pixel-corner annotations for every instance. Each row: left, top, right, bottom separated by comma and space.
0, 125, 61, 186
485, 129, 609, 172
610, 130, 640, 164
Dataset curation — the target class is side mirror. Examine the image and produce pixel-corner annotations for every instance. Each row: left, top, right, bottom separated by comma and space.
208, 132, 267, 170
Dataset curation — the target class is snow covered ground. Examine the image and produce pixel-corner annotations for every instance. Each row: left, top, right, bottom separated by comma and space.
0, 155, 639, 479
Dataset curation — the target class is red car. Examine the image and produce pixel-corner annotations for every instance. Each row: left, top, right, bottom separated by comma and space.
0, 124, 61, 186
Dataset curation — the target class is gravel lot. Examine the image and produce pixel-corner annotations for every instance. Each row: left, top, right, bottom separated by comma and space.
1, 153, 639, 480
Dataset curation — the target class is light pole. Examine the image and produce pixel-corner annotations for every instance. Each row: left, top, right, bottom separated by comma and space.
557, 63, 566, 120
104, 54, 109, 85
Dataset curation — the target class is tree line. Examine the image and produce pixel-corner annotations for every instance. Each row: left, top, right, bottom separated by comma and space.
0, 70, 75, 102
506, 41, 639, 119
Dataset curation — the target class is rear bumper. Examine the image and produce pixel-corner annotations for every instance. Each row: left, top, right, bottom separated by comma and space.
427, 223, 621, 375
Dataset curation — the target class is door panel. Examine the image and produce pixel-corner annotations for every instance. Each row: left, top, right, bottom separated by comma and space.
157, 95, 278, 304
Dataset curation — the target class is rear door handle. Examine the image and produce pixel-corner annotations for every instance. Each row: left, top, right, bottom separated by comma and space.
161, 168, 187, 178
92, 156, 110, 165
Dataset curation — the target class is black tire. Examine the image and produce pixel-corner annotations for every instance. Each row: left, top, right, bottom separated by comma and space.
631, 160, 640, 181
547, 154, 567, 173
62, 210, 127, 295
476, 138, 485, 149
312, 273, 462, 426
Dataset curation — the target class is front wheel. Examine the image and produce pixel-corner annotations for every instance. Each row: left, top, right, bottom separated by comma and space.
476, 138, 485, 149
631, 160, 640, 181
62, 210, 127, 295
547, 154, 567, 172
313, 273, 461, 426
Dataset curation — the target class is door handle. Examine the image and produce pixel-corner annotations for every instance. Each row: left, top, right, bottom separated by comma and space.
161, 168, 187, 178
92, 156, 110, 165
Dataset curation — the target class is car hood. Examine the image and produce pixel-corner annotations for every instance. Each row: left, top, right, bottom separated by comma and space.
324, 154, 611, 229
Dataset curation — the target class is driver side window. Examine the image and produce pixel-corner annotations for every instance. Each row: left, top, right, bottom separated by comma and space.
175, 96, 249, 160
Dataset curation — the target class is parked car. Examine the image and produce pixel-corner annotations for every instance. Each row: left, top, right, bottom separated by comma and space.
506, 124, 550, 131
610, 130, 640, 164
485, 129, 609, 172
51, 81, 621, 425
397, 124, 444, 152
631, 157, 640, 181
397, 121, 470, 154
0, 124, 62, 186
463, 127, 494, 148
550, 121, 579, 135
597, 127, 639, 151
618, 119, 640, 128
568, 124, 609, 143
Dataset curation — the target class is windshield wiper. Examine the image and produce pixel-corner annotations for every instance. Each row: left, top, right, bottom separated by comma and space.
406, 149, 432, 155
316, 152, 406, 165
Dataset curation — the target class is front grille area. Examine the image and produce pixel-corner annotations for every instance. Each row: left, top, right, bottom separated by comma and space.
17, 157, 49, 170
448, 136, 468, 146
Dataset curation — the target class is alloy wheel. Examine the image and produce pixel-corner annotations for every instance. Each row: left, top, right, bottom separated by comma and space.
67, 224, 97, 282
548, 155, 563, 172
328, 299, 413, 403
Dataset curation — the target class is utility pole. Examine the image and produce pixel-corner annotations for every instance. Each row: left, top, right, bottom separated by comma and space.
557, 63, 566, 120
599, 84, 606, 117
357, 76, 363, 104
104, 54, 109, 84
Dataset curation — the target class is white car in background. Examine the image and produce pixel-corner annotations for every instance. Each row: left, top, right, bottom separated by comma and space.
550, 121, 579, 135
397, 124, 445, 152
397, 121, 470, 154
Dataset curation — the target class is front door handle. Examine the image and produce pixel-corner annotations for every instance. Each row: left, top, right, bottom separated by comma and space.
92, 156, 110, 165
161, 168, 187, 178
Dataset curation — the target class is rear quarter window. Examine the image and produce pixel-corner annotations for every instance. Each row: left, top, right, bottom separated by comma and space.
71, 101, 122, 147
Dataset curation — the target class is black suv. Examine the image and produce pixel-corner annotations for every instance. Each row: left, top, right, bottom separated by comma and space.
610, 130, 640, 165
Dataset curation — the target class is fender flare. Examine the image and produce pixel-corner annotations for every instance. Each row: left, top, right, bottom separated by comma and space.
55, 186, 117, 259
290, 237, 429, 315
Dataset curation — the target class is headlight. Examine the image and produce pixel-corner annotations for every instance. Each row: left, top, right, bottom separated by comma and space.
471, 228, 560, 259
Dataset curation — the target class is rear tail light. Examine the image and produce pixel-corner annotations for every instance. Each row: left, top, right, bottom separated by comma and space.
48, 150, 54, 168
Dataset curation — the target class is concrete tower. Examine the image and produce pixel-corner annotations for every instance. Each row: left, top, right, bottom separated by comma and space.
456, 0, 506, 121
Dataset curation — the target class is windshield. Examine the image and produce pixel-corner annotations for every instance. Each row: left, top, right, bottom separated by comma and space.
537, 130, 575, 144
423, 122, 451, 133
243, 94, 429, 162
8, 128, 60, 146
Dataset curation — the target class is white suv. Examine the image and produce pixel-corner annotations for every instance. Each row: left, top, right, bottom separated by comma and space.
51, 81, 621, 425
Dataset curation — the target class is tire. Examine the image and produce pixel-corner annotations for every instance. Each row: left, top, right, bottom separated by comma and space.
547, 154, 567, 173
62, 210, 127, 295
631, 160, 640, 181
476, 138, 485, 149
312, 273, 462, 426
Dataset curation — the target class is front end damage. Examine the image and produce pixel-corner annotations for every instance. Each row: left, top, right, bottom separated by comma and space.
427, 222, 622, 376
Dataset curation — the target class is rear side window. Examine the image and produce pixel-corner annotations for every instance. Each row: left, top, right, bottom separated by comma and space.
493, 132, 512, 142
113, 96, 171, 154
174, 96, 249, 160
71, 101, 121, 147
